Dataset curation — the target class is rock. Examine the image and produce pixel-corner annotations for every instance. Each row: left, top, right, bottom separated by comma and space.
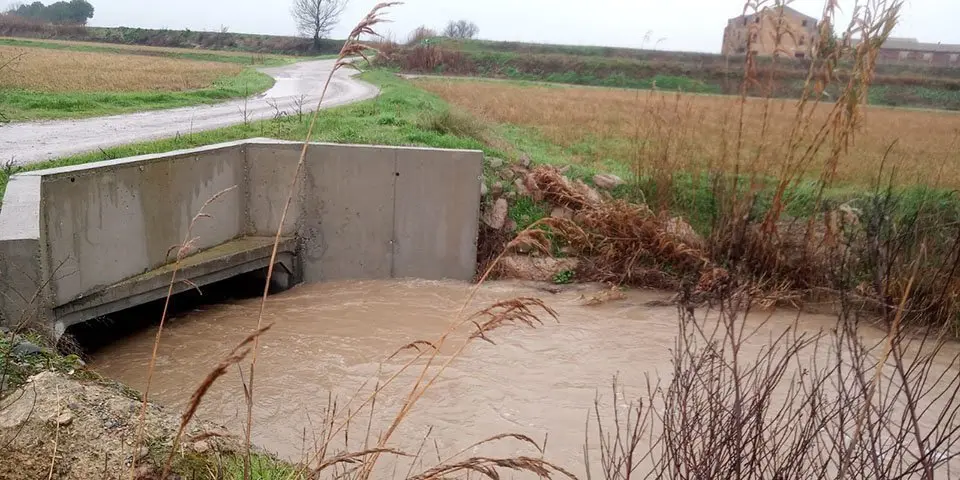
483, 199, 509, 230
666, 217, 704, 249
136, 446, 150, 461
514, 242, 534, 254
192, 440, 210, 454
53, 411, 73, 427
574, 180, 604, 205
520, 154, 532, 168
593, 173, 624, 190
12, 341, 43, 357
497, 256, 580, 282
501, 169, 516, 181
480, 182, 489, 197
491, 181, 504, 197
505, 191, 517, 200
514, 178, 529, 197
488, 157, 504, 169
551, 207, 574, 220
134, 463, 156, 479
504, 219, 518, 232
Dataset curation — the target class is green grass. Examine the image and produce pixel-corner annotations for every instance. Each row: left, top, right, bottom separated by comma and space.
0, 69, 276, 122
0, 37, 297, 66
0, 331, 85, 396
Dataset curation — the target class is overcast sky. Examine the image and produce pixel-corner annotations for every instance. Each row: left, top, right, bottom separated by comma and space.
3, 0, 958, 53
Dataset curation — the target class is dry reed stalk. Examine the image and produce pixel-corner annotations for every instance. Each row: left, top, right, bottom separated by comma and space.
837, 246, 921, 480
241, 3, 402, 479
160, 323, 274, 479
407, 456, 578, 480
129, 185, 237, 479
47, 385, 61, 480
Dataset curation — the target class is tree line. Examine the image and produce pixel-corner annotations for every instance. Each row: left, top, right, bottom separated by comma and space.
6, 0, 94, 25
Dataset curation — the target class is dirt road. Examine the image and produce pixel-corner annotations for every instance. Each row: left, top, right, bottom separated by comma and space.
0, 58, 379, 165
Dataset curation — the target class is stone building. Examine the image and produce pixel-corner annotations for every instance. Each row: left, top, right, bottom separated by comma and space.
722, 6, 819, 59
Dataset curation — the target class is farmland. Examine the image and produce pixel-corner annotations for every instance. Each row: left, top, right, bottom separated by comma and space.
0, 39, 279, 121
414, 78, 960, 188
382, 39, 960, 111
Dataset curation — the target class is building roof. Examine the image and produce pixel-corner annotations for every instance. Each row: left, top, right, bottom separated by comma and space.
852, 37, 960, 53
728, 5, 818, 24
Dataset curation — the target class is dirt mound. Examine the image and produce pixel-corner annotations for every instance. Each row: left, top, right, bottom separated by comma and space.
0, 371, 242, 479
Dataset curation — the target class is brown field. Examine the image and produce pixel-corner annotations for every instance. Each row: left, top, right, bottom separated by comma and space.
0, 36, 286, 59
415, 78, 960, 188
0, 45, 242, 92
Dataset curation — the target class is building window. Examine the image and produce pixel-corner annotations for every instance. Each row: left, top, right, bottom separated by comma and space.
951, 54, 959, 63
799, 35, 806, 46
802, 20, 808, 27
755, 17, 760, 23
795, 52, 806, 59
751, 32, 759, 42
743, 18, 748, 26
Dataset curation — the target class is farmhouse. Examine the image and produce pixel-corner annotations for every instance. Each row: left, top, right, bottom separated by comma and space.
722, 6, 819, 59
860, 37, 960, 66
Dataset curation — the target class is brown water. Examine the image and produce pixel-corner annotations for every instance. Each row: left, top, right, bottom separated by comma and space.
89, 279, 960, 477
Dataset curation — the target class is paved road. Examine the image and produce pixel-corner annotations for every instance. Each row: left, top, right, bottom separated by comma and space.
0, 59, 380, 165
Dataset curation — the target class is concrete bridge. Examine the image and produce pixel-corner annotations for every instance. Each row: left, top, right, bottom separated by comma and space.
0, 139, 483, 337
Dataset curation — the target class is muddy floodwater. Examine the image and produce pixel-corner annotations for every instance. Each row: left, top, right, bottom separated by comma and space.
88, 279, 958, 476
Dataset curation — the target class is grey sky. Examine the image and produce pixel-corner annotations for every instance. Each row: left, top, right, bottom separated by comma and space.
3, 0, 958, 53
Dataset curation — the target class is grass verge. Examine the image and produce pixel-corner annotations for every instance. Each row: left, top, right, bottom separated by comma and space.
0, 68, 275, 122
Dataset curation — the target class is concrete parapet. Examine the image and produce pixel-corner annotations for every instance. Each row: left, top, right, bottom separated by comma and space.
0, 139, 483, 335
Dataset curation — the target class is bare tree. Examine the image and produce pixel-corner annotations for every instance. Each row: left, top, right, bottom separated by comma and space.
291, 0, 349, 49
443, 19, 479, 39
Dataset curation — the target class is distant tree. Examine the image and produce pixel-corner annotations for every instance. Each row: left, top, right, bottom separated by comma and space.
10, 0, 94, 25
291, 0, 348, 49
442, 19, 478, 39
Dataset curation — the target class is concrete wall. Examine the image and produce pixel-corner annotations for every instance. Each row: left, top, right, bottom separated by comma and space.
41, 144, 246, 306
0, 139, 483, 333
247, 141, 484, 283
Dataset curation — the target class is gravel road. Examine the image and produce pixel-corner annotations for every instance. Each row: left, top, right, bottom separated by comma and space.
0, 58, 379, 165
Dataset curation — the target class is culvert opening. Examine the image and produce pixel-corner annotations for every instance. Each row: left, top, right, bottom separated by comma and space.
62, 264, 293, 357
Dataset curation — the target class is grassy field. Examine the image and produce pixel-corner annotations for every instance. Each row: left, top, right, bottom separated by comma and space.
413, 78, 960, 189
0, 41, 278, 121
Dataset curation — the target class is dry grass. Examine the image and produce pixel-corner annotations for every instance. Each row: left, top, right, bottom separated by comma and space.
415, 79, 960, 188
0, 45, 242, 92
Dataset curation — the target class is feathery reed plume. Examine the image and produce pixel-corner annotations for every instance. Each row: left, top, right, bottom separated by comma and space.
129, 185, 238, 479
407, 456, 579, 480
242, 3, 402, 478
